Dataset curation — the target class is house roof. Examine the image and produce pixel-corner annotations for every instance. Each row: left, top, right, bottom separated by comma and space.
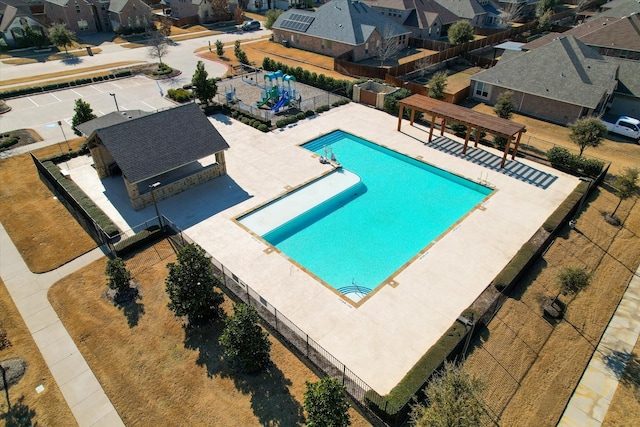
44, 0, 70, 7
599, 0, 640, 17
521, 14, 640, 53
108, 0, 128, 13
609, 57, 640, 96
0, 0, 33, 32
84, 103, 229, 184
431, 0, 486, 20
362, 0, 459, 28
273, 0, 410, 46
76, 110, 149, 136
471, 36, 619, 109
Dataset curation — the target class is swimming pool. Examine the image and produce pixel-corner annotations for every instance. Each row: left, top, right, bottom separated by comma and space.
239, 130, 492, 302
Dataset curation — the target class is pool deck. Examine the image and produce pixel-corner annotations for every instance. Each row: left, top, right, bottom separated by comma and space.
67, 102, 579, 395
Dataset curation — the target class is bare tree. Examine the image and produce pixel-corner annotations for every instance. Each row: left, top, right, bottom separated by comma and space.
376, 25, 404, 67
147, 33, 169, 65
499, 2, 526, 26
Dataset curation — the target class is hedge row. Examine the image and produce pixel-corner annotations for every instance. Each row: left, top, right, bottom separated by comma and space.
0, 70, 133, 99
276, 110, 314, 128
42, 160, 119, 237
167, 88, 193, 103
114, 225, 164, 256
40, 144, 89, 163
262, 57, 353, 94
365, 309, 477, 421
547, 146, 604, 177
0, 136, 19, 149
492, 180, 589, 292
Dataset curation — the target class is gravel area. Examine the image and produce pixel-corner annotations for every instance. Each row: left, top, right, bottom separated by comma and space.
216, 71, 348, 123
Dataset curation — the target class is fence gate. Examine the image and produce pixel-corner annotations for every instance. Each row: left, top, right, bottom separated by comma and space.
359, 89, 377, 107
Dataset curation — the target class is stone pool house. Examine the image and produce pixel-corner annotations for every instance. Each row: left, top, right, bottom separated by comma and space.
77, 103, 230, 210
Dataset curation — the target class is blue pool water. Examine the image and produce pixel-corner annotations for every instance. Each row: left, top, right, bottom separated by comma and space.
260, 131, 492, 298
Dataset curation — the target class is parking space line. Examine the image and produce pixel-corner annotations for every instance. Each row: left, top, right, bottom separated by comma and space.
71, 89, 83, 97
140, 101, 156, 110
64, 117, 73, 126
110, 82, 122, 89
50, 93, 62, 102
27, 97, 39, 106
91, 86, 104, 93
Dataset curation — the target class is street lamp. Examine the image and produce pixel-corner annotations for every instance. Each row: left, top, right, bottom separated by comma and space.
57, 120, 71, 151
149, 182, 162, 228
109, 93, 120, 111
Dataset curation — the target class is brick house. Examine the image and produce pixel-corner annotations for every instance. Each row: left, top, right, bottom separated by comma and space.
361, 0, 460, 40
76, 103, 230, 210
0, 0, 47, 47
272, 0, 410, 62
108, 0, 151, 31
470, 36, 619, 124
44, 0, 109, 33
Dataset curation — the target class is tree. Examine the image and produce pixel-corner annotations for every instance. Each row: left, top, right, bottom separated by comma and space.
376, 25, 404, 66
536, 0, 556, 17
493, 91, 514, 120
538, 10, 553, 31
191, 61, 218, 104
215, 39, 224, 56
147, 33, 169, 65
427, 71, 447, 100
233, 5, 245, 24
234, 39, 242, 57
48, 24, 75, 54
219, 303, 271, 372
303, 377, 351, 427
556, 266, 591, 301
158, 17, 172, 37
611, 167, 639, 218
498, 2, 525, 26
569, 116, 607, 156
410, 361, 486, 427
265, 9, 284, 29
23, 23, 47, 48
448, 20, 474, 45
105, 257, 132, 295
71, 99, 97, 136
234, 40, 249, 64
212, 0, 231, 21
165, 244, 224, 326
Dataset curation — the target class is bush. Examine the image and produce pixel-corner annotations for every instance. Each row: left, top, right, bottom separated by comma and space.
113, 225, 163, 256
542, 180, 588, 232
581, 158, 605, 177
304, 110, 315, 117
167, 88, 192, 102
258, 124, 269, 132
295, 112, 305, 120
316, 105, 330, 113
383, 88, 412, 117
493, 135, 508, 150
492, 241, 538, 292
450, 123, 467, 136
276, 119, 288, 128
0, 136, 19, 149
547, 146, 604, 177
366, 309, 477, 421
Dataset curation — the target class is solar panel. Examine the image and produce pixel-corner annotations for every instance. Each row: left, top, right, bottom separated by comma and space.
280, 13, 315, 32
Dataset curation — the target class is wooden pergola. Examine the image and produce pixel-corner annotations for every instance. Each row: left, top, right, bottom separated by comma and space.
397, 94, 526, 168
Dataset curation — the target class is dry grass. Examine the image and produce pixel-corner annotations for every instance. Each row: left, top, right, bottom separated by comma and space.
465, 187, 640, 426
0, 278, 77, 426
197, 39, 357, 81
0, 61, 141, 87
2, 58, 38, 65
45, 47, 103, 61
471, 103, 640, 175
47, 241, 371, 426
0, 139, 96, 272
602, 334, 640, 426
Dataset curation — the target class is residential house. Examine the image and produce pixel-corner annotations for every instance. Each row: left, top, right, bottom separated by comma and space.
108, 0, 151, 31
43, 0, 110, 33
522, 13, 640, 61
361, 0, 460, 39
272, 0, 410, 61
607, 58, 640, 117
160, 0, 216, 25
76, 103, 230, 210
431, 0, 496, 27
598, 0, 640, 18
470, 36, 619, 124
0, 0, 46, 46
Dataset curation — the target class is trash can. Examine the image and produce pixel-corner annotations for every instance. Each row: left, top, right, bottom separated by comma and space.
282, 40, 289, 48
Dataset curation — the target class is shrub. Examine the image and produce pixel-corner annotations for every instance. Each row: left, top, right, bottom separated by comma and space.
113, 225, 163, 256
581, 158, 605, 177
547, 146, 604, 176
316, 105, 330, 113
304, 110, 315, 117
492, 241, 538, 292
542, 180, 588, 232
241, 117, 250, 125
450, 122, 467, 136
383, 88, 412, 117
167, 88, 192, 102
295, 112, 305, 120
0, 136, 19, 149
493, 136, 508, 150
276, 119, 287, 128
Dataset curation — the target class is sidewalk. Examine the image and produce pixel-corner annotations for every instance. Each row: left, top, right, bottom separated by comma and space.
559, 264, 640, 426
0, 222, 125, 427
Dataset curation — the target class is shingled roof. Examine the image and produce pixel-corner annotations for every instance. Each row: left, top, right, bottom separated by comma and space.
599, 0, 640, 18
273, 0, 409, 46
87, 103, 229, 184
431, 0, 485, 20
76, 110, 149, 136
471, 36, 619, 109
363, 0, 459, 28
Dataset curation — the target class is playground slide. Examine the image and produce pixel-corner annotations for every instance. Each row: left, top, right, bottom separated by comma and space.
271, 92, 290, 111
257, 97, 270, 107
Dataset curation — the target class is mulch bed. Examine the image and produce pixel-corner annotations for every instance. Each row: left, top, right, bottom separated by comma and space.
0, 129, 43, 151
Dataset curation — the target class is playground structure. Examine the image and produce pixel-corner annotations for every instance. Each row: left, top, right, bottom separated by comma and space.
224, 85, 237, 103
257, 70, 299, 112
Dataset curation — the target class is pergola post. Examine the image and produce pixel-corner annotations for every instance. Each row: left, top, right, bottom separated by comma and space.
428, 114, 436, 142
474, 127, 481, 147
501, 137, 512, 168
440, 118, 446, 136
462, 126, 471, 154
511, 131, 523, 160
410, 108, 416, 126
397, 105, 404, 131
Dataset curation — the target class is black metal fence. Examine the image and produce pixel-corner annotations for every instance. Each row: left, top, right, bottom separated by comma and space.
162, 217, 391, 426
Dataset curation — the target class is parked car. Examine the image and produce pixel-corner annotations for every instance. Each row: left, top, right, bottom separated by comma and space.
601, 115, 640, 143
241, 21, 260, 31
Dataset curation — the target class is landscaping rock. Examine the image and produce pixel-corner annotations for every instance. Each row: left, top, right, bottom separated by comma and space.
0, 358, 27, 390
